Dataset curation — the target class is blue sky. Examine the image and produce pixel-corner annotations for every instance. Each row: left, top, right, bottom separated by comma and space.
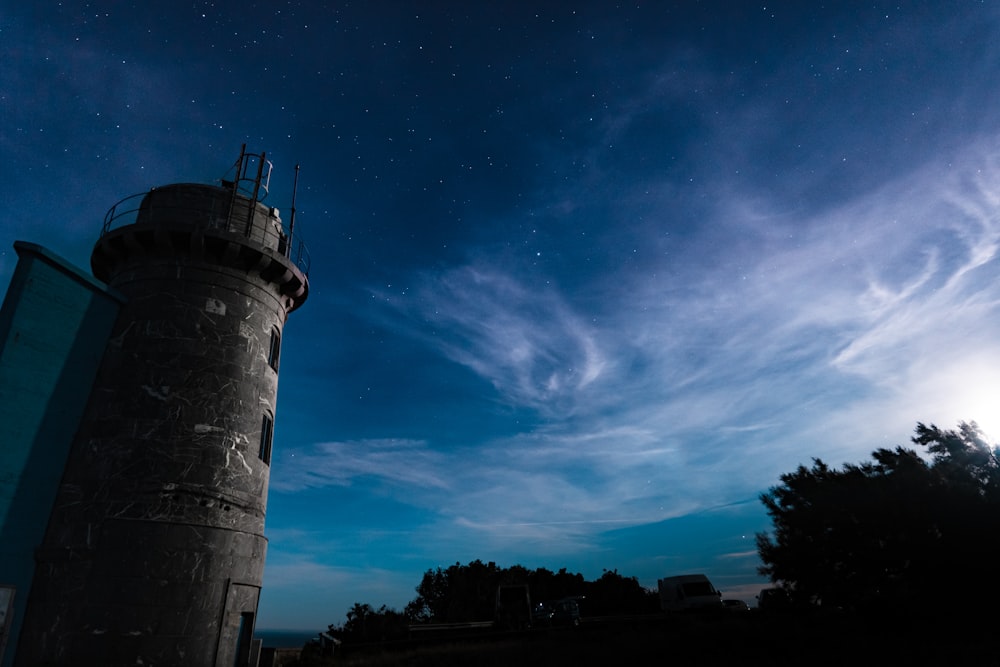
3, 2, 1000, 631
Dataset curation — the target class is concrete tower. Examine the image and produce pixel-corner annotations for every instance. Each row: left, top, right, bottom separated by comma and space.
16, 148, 308, 666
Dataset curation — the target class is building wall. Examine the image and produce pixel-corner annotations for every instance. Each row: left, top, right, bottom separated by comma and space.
0, 242, 124, 667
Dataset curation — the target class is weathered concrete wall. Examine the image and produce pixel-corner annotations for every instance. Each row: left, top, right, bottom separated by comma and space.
16, 182, 308, 667
0, 242, 123, 667
132, 184, 290, 262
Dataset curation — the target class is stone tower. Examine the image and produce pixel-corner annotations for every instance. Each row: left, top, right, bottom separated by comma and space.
16, 148, 308, 666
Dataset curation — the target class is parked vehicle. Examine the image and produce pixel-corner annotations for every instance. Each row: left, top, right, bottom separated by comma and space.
722, 599, 750, 612
657, 574, 723, 612
532, 598, 581, 626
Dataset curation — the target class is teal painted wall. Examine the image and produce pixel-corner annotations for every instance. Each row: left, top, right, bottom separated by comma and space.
0, 242, 123, 667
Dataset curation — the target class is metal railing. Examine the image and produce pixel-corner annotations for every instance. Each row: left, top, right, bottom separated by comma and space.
101, 186, 310, 277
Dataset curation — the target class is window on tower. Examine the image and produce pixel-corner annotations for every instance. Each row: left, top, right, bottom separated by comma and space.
259, 413, 273, 465
267, 327, 281, 371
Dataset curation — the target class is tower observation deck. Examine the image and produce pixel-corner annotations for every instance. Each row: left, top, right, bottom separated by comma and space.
94, 148, 309, 310
16, 148, 309, 667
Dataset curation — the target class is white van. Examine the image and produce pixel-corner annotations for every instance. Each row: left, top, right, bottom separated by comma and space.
657, 574, 723, 612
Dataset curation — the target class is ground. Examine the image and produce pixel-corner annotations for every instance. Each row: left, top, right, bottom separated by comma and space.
283, 610, 1000, 666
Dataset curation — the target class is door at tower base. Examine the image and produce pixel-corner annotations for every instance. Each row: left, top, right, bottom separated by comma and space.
218, 583, 262, 667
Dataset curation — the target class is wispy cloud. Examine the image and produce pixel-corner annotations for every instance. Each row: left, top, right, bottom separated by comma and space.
314, 136, 1000, 544
372, 264, 609, 416
271, 438, 451, 493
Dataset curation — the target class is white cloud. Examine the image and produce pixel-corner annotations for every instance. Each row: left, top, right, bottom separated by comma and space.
445, 138, 997, 530
373, 264, 609, 416
271, 438, 451, 493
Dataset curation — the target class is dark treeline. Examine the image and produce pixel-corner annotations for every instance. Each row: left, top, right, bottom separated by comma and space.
757, 421, 1000, 617
329, 562, 657, 644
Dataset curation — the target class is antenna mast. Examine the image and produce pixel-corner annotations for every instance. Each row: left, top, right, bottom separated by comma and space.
288, 163, 300, 251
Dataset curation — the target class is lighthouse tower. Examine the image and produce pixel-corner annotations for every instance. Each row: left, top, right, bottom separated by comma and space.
16, 148, 309, 666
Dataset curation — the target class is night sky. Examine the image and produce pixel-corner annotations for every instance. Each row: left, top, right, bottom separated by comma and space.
3, 1, 1000, 631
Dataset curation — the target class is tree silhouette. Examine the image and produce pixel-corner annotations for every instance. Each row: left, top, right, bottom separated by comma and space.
586, 569, 658, 616
338, 602, 408, 643
756, 421, 1000, 614
407, 559, 504, 622
403, 560, 653, 625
